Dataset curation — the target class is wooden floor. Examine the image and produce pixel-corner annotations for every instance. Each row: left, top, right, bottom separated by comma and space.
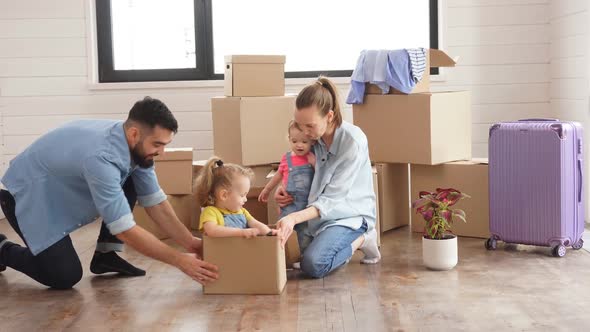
1, 220, 590, 331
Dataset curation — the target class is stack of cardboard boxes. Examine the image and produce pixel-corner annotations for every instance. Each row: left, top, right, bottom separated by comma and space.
353, 49, 490, 240
204, 55, 296, 294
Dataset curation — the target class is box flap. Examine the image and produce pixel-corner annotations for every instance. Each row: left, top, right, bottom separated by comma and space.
224, 55, 286, 64
429, 49, 457, 68
193, 160, 207, 167
212, 95, 296, 103
448, 158, 489, 166
472, 157, 488, 165
419, 90, 469, 95
155, 148, 193, 161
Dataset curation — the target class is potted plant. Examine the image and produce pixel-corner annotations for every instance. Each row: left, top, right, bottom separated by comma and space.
412, 188, 470, 270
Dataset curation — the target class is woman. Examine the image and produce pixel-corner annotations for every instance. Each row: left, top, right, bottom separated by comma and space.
276, 76, 381, 279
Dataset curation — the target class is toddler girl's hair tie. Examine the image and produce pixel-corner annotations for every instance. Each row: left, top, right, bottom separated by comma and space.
215, 160, 224, 167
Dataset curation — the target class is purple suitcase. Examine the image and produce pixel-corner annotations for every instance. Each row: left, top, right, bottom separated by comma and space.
487, 119, 584, 257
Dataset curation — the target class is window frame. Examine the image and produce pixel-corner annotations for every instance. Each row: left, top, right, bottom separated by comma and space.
96, 0, 439, 83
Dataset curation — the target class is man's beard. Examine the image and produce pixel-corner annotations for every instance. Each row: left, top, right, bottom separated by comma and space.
131, 143, 155, 168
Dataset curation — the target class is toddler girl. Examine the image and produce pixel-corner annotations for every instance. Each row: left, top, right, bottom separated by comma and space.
195, 157, 275, 237
259, 121, 315, 251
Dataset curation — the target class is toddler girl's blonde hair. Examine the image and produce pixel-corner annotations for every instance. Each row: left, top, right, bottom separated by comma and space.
193, 156, 253, 207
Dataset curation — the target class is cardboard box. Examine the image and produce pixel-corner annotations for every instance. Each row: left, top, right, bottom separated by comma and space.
154, 148, 193, 194
192, 160, 206, 177
410, 159, 489, 238
267, 189, 281, 225
244, 187, 268, 225
134, 194, 197, 240
250, 165, 274, 188
366, 49, 457, 95
353, 91, 472, 165
243, 164, 274, 225
374, 163, 410, 234
224, 55, 285, 97
212, 96, 295, 166
260, 193, 302, 268
284, 233, 300, 268
263, 167, 300, 267
371, 167, 380, 246
203, 236, 287, 295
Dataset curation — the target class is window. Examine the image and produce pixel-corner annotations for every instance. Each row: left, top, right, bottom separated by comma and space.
96, 0, 213, 82
96, 0, 438, 83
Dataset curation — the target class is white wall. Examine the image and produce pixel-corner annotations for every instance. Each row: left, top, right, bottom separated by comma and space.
549, 0, 589, 219
435, 0, 551, 158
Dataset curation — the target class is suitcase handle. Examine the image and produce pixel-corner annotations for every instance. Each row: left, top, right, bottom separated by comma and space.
578, 160, 583, 203
518, 118, 559, 122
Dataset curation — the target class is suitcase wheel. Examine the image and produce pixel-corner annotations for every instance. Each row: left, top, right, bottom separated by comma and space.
572, 239, 584, 250
552, 245, 567, 258
485, 238, 497, 250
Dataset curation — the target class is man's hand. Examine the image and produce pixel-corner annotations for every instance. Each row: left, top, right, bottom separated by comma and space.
274, 186, 293, 207
186, 237, 203, 258
175, 253, 219, 285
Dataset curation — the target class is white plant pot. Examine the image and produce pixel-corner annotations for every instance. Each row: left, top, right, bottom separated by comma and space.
422, 235, 458, 271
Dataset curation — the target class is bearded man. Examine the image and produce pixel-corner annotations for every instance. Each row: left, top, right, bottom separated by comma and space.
0, 97, 218, 289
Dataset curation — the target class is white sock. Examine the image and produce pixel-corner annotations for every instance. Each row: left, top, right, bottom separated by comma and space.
292, 262, 301, 270
359, 228, 381, 264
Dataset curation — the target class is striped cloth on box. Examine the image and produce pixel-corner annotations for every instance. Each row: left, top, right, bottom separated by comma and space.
406, 48, 427, 83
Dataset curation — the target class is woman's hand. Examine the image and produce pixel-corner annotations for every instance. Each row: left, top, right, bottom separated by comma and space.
276, 215, 296, 247
274, 186, 293, 207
